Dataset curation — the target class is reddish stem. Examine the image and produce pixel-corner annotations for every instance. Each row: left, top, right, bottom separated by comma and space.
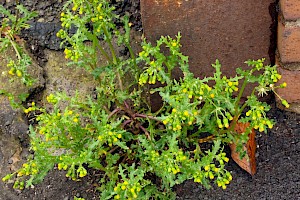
108, 108, 121, 119
139, 125, 151, 140
122, 119, 133, 128
134, 113, 160, 122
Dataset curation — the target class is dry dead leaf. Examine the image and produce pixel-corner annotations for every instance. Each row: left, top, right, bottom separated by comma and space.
229, 122, 256, 176
1, 26, 24, 44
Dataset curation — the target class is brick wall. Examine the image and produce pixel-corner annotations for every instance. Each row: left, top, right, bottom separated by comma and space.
140, 0, 299, 113
140, 0, 274, 104
277, 0, 300, 113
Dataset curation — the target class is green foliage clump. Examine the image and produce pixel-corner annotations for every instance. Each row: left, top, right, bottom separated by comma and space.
0, 4, 37, 108
1, 0, 288, 199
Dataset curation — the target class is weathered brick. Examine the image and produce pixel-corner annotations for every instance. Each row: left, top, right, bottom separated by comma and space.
280, 0, 300, 21
277, 21, 300, 63
140, 0, 273, 79
276, 66, 300, 103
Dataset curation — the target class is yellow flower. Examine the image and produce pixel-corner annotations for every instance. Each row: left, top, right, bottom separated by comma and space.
16, 70, 22, 77
22, 163, 29, 168
204, 165, 210, 171
58, 163, 63, 170
17, 171, 24, 177
72, 5, 78, 11
194, 178, 201, 183
277, 74, 282, 80
210, 93, 215, 98
217, 182, 222, 187
8, 69, 15, 75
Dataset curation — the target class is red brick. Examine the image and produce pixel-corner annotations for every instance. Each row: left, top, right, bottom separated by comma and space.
140, 0, 273, 79
280, 0, 300, 21
276, 66, 300, 103
277, 21, 300, 63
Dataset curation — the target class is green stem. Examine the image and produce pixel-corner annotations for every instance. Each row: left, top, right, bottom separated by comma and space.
228, 77, 256, 134
102, 25, 118, 64
13, 0, 20, 33
102, 25, 124, 91
9, 36, 21, 60
116, 71, 124, 91
90, 32, 112, 64
126, 42, 139, 72
234, 76, 248, 116
237, 88, 255, 117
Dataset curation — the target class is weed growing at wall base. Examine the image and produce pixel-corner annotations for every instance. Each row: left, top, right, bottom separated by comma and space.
1, 0, 288, 199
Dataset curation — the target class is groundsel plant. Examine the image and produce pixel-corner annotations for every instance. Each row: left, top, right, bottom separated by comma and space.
0, 4, 37, 108
2, 0, 288, 199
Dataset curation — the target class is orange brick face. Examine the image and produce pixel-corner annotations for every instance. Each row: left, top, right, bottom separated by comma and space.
280, 0, 300, 20
277, 21, 300, 64
276, 66, 300, 103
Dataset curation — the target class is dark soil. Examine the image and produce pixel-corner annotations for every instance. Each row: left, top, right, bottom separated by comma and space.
1, 1, 299, 200
176, 101, 300, 200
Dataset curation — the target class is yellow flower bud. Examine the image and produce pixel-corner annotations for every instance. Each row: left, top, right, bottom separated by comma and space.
183, 110, 189, 116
